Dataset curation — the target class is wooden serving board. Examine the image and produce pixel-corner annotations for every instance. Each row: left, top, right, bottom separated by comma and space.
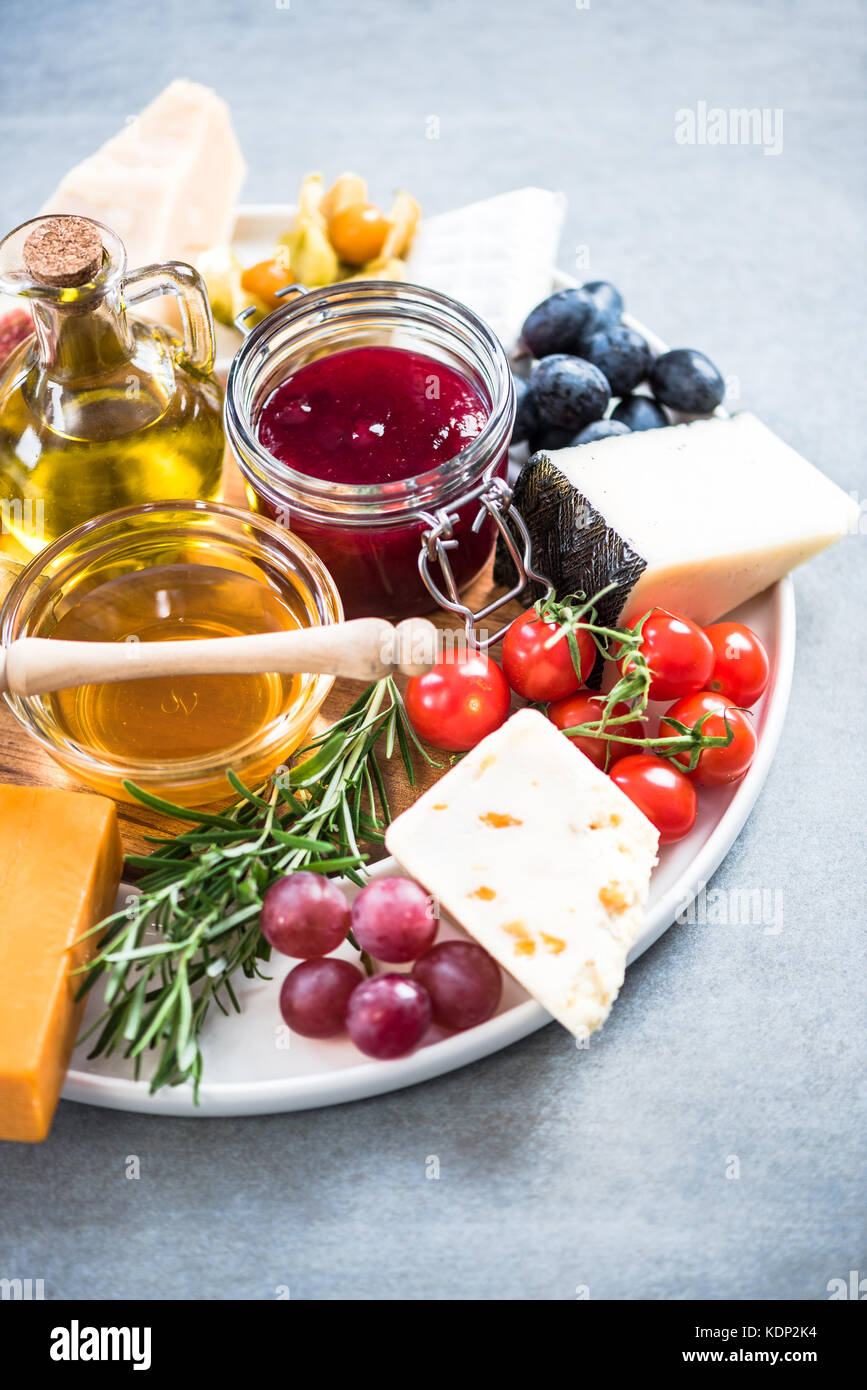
0, 453, 522, 859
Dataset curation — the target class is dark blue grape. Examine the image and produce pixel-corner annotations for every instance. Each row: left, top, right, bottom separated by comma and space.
582, 326, 651, 397
649, 348, 725, 414
572, 419, 632, 444
581, 280, 624, 323
611, 395, 669, 431
511, 374, 539, 444
520, 288, 603, 358
530, 423, 578, 453
530, 354, 610, 431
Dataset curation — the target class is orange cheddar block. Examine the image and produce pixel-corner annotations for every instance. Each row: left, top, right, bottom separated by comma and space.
0, 785, 123, 1142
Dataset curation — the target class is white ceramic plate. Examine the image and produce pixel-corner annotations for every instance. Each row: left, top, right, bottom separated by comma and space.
61, 205, 796, 1116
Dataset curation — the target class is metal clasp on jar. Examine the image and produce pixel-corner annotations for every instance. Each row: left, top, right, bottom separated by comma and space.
418, 471, 552, 649
234, 283, 309, 336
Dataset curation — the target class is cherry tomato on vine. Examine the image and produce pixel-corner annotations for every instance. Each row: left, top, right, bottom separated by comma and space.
405, 652, 511, 752
624, 608, 713, 701
547, 692, 646, 770
659, 691, 757, 788
703, 622, 770, 707
609, 755, 698, 844
501, 607, 594, 702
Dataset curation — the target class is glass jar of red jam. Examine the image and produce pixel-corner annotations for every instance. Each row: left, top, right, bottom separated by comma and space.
225, 282, 515, 619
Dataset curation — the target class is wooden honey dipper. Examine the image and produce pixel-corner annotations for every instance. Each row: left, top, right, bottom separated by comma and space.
0, 617, 440, 697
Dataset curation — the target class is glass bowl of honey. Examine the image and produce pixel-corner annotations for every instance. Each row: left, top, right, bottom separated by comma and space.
0, 500, 343, 806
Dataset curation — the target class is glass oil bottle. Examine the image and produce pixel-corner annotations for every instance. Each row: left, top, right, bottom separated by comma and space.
0, 215, 224, 554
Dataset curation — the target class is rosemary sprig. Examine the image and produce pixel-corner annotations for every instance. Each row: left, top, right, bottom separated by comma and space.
74, 677, 438, 1100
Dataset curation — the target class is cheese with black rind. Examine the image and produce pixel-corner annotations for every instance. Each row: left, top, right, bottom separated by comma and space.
495, 412, 860, 627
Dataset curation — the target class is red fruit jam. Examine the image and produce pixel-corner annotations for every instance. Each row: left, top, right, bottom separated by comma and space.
227, 283, 515, 622
249, 344, 504, 619
257, 345, 489, 486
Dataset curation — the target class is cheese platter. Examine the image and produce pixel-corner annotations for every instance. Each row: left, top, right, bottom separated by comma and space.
62, 572, 793, 1116
0, 81, 857, 1140
57, 206, 802, 1116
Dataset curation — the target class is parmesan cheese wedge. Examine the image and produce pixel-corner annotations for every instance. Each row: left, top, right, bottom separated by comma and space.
385, 709, 659, 1038
40, 80, 246, 324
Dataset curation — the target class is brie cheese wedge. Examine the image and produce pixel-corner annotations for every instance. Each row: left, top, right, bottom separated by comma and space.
495, 412, 861, 630
385, 709, 659, 1038
407, 188, 565, 354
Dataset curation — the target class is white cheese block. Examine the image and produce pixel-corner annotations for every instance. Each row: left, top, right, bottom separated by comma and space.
501, 412, 860, 629
385, 709, 659, 1038
407, 188, 565, 354
40, 80, 246, 323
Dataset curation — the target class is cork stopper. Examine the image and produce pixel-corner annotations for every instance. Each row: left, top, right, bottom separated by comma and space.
22, 217, 104, 287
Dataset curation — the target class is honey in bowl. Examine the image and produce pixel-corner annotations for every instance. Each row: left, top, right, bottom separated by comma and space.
48, 564, 304, 766
1, 501, 343, 807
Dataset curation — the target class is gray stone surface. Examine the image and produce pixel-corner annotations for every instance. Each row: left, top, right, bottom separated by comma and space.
0, 0, 864, 1301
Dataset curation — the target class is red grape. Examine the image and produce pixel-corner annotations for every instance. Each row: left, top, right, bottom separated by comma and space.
411, 941, 502, 1030
345, 974, 432, 1059
351, 877, 437, 963
261, 871, 350, 958
279, 958, 363, 1038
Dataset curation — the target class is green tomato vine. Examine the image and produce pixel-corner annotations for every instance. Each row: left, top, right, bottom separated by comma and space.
533, 585, 736, 773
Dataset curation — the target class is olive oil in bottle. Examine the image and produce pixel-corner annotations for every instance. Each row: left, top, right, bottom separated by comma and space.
0, 215, 225, 553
